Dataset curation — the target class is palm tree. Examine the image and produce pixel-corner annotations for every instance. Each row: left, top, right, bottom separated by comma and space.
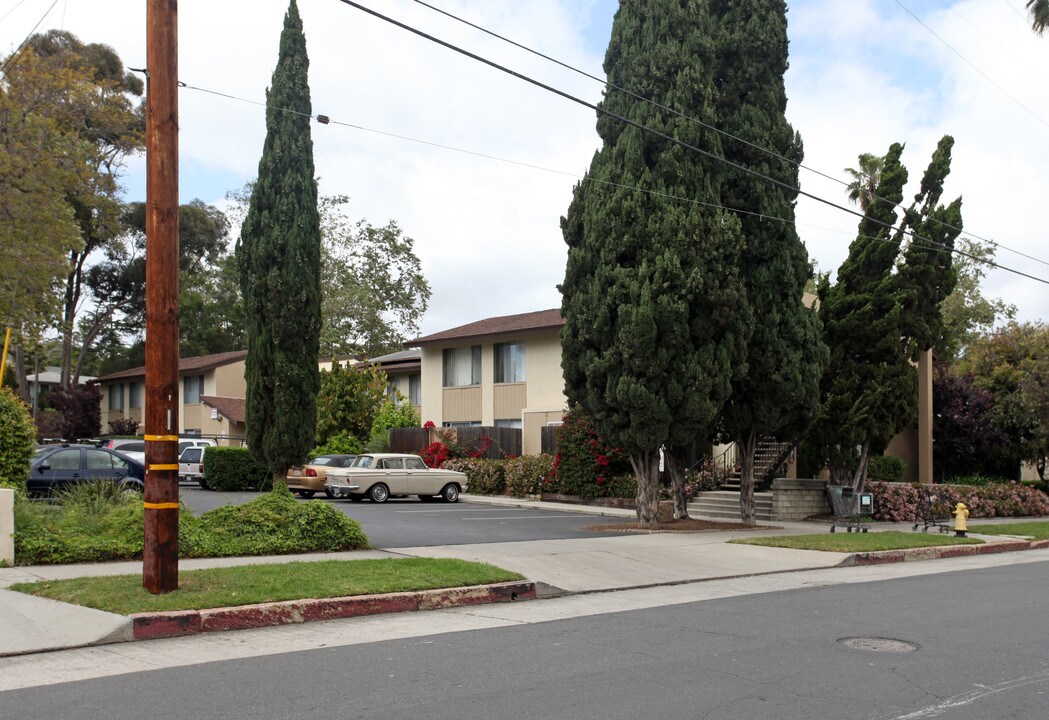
1029, 0, 1049, 35
843, 152, 885, 212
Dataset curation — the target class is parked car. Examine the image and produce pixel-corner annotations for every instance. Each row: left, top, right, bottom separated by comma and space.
178, 446, 209, 487
286, 454, 357, 498
178, 437, 217, 455
28, 444, 145, 496
325, 453, 468, 503
101, 438, 145, 464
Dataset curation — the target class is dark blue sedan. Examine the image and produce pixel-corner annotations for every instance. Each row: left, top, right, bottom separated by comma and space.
28, 444, 146, 496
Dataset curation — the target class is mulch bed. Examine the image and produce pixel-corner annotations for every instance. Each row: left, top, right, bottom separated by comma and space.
585, 518, 781, 533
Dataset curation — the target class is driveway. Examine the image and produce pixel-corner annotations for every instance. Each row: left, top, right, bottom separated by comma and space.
178, 485, 626, 548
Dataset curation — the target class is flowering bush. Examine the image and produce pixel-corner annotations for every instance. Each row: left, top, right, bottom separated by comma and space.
423, 420, 436, 430
551, 409, 631, 498
420, 441, 450, 468
504, 454, 555, 498
442, 458, 505, 495
868, 481, 1049, 522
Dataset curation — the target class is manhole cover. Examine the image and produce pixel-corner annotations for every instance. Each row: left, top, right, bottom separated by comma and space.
839, 637, 921, 653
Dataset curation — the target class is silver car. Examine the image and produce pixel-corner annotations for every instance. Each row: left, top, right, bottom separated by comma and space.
325, 453, 468, 504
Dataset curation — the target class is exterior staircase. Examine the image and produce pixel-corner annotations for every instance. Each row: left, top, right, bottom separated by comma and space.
688, 490, 773, 521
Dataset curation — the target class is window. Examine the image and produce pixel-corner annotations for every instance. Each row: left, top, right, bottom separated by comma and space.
409, 374, 421, 405
86, 449, 116, 470
183, 375, 205, 404
405, 456, 427, 470
494, 341, 526, 383
442, 345, 481, 387
128, 382, 143, 409
47, 449, 81, 471
495, 419, 522, 429
443, 421, 481, 428
108, 384, 124, 411
380, 458, 404, 470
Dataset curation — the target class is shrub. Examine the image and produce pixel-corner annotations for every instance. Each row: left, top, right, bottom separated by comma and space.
867, 455, 905, 484
366, 400, 420, 452
312, 431, 365, 458
47, 384, 101, 440
443, 458, 505, 495
14, 484, 369, 565
204, 447, 271, 491
868, 481, 1049, 522
107, 416, 141, 435
0, 387, 35, 494
551, 409, 630, 497
505, 454, 555, 498
949, 473, 1008, 486
420, 441, 450, 468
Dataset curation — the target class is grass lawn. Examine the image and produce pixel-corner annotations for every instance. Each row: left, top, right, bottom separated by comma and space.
730, 530, 983, 553
968, 521, 1049, 540
10, 558, 525, 615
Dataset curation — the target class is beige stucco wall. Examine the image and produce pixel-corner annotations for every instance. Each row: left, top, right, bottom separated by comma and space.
886, 424, 919, 484
523, 409, 565, 456
213, 361, 247, 398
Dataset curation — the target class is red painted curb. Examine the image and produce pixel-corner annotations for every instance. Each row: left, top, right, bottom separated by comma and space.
131, 581, 535, 641
845, 539, 1033, 567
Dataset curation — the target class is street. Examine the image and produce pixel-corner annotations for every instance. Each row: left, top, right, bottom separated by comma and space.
2, 553, 1047, 719
179, 486, 628, 546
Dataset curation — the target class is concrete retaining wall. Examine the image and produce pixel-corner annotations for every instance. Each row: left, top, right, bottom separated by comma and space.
0, 488, 13, 566
772, 478, 829, 520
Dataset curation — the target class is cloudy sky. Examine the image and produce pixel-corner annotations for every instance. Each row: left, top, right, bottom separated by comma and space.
3, 0, 1047, 335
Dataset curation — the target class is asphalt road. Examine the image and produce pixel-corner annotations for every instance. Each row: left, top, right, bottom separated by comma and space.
178, 485, 626, 547
3, 558, 1046, 719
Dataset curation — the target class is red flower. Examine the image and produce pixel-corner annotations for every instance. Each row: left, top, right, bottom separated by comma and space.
596, 454, 610, 467
423, 420, 436, 430
596, 475, 606, 486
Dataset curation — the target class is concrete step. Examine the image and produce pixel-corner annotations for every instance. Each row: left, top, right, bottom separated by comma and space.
688, 491, 773, 521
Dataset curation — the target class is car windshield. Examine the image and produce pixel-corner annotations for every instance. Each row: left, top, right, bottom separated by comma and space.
312, 457, 335, 466
352, 456, 374, 469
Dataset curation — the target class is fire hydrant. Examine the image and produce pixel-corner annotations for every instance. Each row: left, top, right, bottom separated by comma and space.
953, 502, 969, 537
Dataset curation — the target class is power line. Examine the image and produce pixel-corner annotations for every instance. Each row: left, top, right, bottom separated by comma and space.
893, 0, 1049, 130
334, 0, 1049, 287
0, 0, 58, 79
409, 0, 1049, 272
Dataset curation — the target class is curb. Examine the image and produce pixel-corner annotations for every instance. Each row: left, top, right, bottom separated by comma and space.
840, 538, 1045, 567
131, 580, 535, 641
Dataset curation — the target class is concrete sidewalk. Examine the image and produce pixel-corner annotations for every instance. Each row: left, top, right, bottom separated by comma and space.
1, 495, 1044, 658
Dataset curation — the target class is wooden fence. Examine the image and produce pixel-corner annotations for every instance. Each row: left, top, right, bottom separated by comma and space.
390, 426, 522, 459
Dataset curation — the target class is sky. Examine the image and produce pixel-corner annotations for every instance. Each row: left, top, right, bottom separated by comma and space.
2, 0, 1048, 336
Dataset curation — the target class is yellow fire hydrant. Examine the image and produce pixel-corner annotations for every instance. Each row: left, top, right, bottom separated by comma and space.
953, 502, 969, 537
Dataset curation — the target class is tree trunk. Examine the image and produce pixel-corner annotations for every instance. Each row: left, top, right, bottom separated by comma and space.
630, 451, 661, 529
665, 446, 690, 520
852, 443, 870, 493
11, 344, 30, 404
737, 430, 758, 526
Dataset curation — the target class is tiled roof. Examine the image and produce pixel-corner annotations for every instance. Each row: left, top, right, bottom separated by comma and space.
95, 350, 248, 382
201, 395, 246, 424
410, 309, 563, 346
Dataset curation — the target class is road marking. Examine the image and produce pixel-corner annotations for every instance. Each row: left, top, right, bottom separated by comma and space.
457, 515, 594, 520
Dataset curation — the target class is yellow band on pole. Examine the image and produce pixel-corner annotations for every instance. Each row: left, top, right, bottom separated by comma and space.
143, 502, 180, 510
0, 327, 11, 381
144, 435, 180, 442
148, 464, 180, 471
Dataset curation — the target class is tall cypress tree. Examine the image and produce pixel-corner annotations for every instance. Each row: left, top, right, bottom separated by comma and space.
237, 0, 321, 478
712, 0, 827, 525
560, 0, 750, 529
814, 138, 960, 489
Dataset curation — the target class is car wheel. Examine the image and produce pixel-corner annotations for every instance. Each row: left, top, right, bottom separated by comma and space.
297, 490, 316, 499
440, 483, 460, 503
369, 484, 389, 503
199, 477, 210, 490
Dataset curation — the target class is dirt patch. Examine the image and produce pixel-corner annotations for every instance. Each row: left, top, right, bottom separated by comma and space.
585, 518, 781, 533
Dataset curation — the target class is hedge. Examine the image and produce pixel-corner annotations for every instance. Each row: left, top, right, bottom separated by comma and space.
442, 458, 505, 495
203, 447, 271, 491
869, 481, 1049, 522
0, 387, 36, 494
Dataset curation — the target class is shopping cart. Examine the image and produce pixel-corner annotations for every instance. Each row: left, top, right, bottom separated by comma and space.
912, 486, 951, 533
826, 485, 873, 533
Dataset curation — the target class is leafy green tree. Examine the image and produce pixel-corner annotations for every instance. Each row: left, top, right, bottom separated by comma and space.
237, 0, 321, 479
318, 196, 431, 358
0, 387, 36, 493
315, 361, 388, 447
560, 0, 750, 528
815, 138, 961, 489
366, 398, 421, 452
712, 0, 827, 525
959, 322, 1049, 479
937, 238, 1016, 363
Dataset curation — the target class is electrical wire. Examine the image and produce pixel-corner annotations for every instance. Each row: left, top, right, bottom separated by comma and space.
0, 0, 58, 79
334, 0, 1049, 287
409, 0, 1049, 271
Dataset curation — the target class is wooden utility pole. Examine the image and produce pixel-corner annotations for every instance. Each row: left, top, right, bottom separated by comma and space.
143, 0, 180, 594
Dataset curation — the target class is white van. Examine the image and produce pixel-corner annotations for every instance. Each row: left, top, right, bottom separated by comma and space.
178, 445, 211, 487
178, 437, 217, 455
